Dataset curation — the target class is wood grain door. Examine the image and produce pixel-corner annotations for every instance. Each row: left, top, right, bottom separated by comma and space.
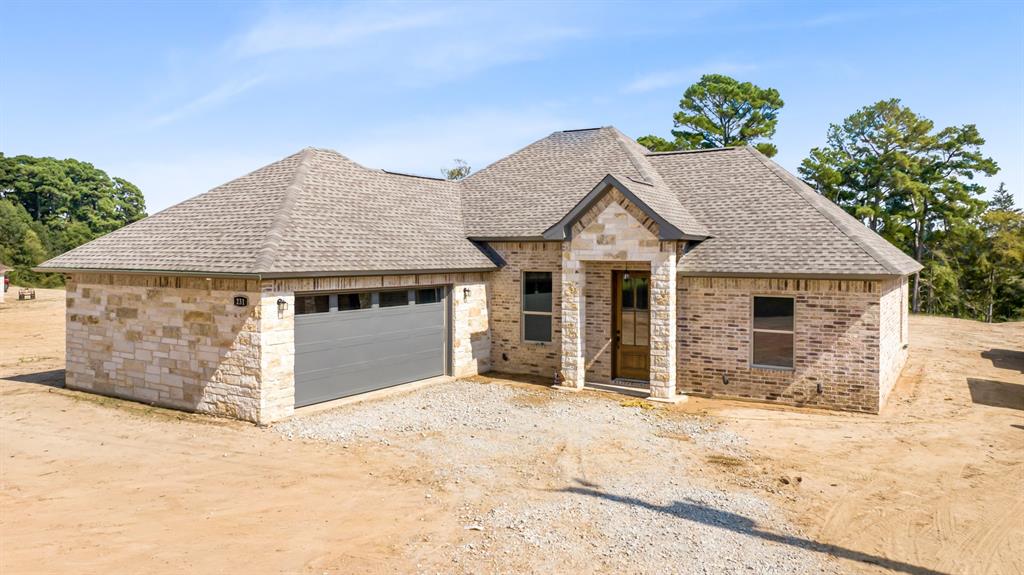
613, 270, 650, 380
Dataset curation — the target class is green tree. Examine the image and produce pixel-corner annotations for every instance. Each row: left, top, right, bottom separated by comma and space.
441, 159, 471, 181
980, 190, 1024, 321
0, 155, 147, 287
989, 182, 1018, 212
638, 74, 785, 157
0, 154, 146, 235
799, 99, 998, 313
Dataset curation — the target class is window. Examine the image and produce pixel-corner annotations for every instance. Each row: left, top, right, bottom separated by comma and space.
338, 292, 371, 311
416, 287, 443, 304
619, 273, 650, 347
295, 294, 329, 315
522, 271, 553, 343
751, 296, 794, 369
379, 290, 410, 308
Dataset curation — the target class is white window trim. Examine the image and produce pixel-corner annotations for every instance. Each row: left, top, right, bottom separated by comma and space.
522, 270, 553, 344
750, 295, 795, 371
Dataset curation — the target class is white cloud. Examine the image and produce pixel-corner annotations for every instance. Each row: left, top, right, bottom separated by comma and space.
229, 7, 448, 58
623, 62, 759, 94
148, 75, 266, 127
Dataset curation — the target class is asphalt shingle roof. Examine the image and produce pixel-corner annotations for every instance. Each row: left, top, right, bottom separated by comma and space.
461, 127, 708, 238
39, 126, 920, 278
39, 148, 497, 276
647, 146, 922, 276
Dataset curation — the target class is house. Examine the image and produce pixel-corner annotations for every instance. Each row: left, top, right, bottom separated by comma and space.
38, 127, 920, 424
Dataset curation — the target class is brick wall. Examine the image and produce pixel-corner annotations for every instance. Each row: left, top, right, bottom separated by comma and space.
582, 261, 652, 384
452, 281, 491, 378
66, 271, 491, 424
563, 197, 678, 399
878, 276, 909, 406
65, 274, 267, 422
486, 242, 563, 379
678, 276, 889, 413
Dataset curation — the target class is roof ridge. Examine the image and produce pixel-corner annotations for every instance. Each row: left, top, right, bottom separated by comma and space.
381, 169, 447, 182
253, 148, 315, 272
644, 147, 740, 157
610, 127, 659, 184
742, 146, 902, 275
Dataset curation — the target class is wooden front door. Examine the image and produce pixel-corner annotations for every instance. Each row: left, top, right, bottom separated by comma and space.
613, 270, 650, 380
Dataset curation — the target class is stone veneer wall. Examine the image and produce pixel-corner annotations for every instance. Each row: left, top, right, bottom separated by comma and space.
65, 274, 268, 422
66, 271, 491, 424
678, 276, 899, 413
878, 276, 909, 406
562, 197, 678, 400
486, 242, 563, 379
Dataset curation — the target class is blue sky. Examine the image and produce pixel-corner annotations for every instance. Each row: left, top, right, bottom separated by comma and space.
4, 1, 1022, 213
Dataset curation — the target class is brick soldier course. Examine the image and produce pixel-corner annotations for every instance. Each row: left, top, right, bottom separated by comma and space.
40, 126, 921, 423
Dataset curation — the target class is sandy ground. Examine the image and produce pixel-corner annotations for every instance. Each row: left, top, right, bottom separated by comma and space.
1, 288, 1022, 574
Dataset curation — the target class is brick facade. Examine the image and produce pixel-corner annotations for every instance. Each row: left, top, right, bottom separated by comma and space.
677, 276, 902, 413
65, 274, 268, 422
878, 276, 909, 406
65, 271, 491, 424
63, 222, 911, 421
560, 195, 679, 401
486, 242, 563, 379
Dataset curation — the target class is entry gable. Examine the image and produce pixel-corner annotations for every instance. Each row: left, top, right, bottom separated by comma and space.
542, 174, 707, 242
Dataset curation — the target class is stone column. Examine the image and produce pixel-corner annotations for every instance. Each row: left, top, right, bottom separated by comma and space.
259, 288, 295, 423
559, 252, 586, 389
647, 249, 678, 402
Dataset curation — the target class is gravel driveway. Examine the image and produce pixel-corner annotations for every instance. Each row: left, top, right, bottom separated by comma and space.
276, 378, 840, 574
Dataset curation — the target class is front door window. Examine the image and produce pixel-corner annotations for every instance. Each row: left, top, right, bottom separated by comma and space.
615, 271, 650, 380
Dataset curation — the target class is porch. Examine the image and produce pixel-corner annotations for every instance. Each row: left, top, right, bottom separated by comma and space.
552, 195, 682, 403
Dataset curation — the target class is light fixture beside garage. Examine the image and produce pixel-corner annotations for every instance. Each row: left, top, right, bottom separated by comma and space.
463, 287, 471, 302
277, 298, 289, 313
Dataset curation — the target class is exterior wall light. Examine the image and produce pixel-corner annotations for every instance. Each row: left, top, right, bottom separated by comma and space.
277, 298, 288, 313
463, 287, 471, 302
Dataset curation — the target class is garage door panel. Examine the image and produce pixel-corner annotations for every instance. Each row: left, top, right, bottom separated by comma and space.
294, 290, 447, 407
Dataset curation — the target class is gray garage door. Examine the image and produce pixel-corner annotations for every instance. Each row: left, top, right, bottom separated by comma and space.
294, 287, 448, 407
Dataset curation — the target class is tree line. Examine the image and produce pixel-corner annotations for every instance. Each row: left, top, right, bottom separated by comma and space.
0, 154, 146, 287
3, 78, 1020, 321
640, 74, 1022, 322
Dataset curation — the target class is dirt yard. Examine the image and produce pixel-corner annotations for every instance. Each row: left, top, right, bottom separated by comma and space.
1, 289, 1022, 574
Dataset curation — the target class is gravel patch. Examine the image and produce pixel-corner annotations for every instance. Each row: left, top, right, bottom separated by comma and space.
276, 379, 832, 573
454, 477, 837, 574
276, 379, 746, 455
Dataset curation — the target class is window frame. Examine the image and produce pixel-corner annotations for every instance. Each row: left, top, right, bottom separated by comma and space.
750, 295, 795, 370
521, 270, 553, 344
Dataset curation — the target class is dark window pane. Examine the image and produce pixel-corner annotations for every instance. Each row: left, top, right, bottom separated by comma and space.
295, 295, 329, 315
524, 314, 552, 342
753, 297, 794, 331
416, 287, 442, 304
752, 331, 794, 368
621, 275, 634, 309
523, 272, 552, 312
379, 290, 410, 307
635, 276, 649, 310
338, 292, 371, 311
